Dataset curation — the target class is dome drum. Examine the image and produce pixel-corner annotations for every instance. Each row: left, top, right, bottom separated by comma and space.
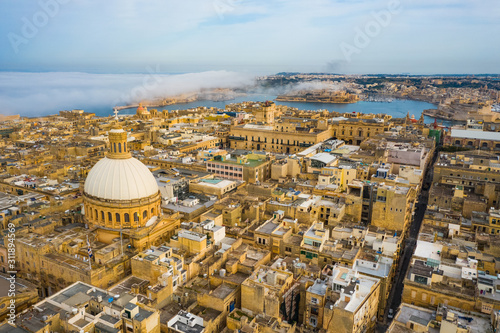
83, 192, 161, 229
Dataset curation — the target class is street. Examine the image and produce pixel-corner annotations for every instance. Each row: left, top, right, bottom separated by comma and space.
376, 149, 438, 331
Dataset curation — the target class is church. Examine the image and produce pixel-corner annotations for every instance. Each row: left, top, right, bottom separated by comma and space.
83, 118, 180, 250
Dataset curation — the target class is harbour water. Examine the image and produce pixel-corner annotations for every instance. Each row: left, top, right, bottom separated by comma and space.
90, 93, 439, 123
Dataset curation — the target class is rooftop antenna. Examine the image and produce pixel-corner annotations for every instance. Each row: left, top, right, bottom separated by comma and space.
120, 225, 124, 257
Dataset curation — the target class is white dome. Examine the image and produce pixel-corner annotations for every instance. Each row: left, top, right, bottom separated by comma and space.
84, 157, 159, 201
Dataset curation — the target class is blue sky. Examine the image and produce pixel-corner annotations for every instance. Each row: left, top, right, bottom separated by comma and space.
0, 0, 499, 74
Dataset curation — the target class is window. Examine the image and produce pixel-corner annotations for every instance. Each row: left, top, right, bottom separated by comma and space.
414, 275, 428, 285
124, 213, 130, 222
134, 212, 139, 222
108, 212, 112, 222
118, 143, 122, 153
143, 210, 148, 219
115, 213, 121, 222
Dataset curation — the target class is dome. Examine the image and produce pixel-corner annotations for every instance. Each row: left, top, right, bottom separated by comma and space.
84, 157, 159, 201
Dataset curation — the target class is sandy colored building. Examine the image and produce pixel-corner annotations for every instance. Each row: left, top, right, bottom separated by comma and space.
241, 264, 299, 322
228, 120, 332, 154
9, 281, 160, 333
307, 265, 381, 333
189, 178, 244, 199
206, 152, 272, 184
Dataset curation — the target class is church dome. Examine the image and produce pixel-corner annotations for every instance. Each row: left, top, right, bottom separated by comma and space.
84, 157, 159, 201
137, 103, 149, 115
83, 121, 161, 230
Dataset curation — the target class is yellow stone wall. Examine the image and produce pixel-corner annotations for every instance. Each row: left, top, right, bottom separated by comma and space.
402, 282, 476, 312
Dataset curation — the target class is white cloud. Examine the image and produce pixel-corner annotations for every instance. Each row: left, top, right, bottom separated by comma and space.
0, 71, 255, 116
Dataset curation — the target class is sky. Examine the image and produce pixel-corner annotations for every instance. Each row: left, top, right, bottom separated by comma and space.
0, 0, 499, 75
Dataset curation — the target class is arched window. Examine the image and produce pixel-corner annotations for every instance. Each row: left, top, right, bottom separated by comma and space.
113, 143, 116, 153
482, 142, 489, 148
115, 213, 121, 222
151, 207, 154, 215
118, 143, 122, 153
101, 211, 104, 220
89, 208, 92, 219
468, 141, 474, 146
143, 210, 148, 219
124, 144, 126, 152
94, 209, 98, 220
108, 212, 112, 222
124, 213, 130, 222
134, 212, 139, 222
455, 140, 461, 145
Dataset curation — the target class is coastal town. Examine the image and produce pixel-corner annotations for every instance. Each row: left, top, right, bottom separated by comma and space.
261, 74, 500, 121
1, 79, 500, 333
115, 74, 500, 124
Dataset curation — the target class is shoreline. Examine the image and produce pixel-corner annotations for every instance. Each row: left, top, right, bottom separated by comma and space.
274, 97, 358, 104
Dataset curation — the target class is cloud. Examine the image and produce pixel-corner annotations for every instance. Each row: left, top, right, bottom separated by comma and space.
0, 71, 256, 116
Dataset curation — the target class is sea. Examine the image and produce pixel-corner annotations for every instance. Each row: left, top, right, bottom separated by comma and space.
92, 93, 441, 124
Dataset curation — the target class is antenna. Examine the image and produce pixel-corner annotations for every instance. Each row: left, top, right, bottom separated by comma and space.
120, 225, 124, 257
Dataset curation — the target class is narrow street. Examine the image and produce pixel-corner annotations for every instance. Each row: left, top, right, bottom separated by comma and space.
376, 148, 439, 332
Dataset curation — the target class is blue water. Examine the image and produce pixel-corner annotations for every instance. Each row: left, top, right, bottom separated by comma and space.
91, 93, 439, 124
